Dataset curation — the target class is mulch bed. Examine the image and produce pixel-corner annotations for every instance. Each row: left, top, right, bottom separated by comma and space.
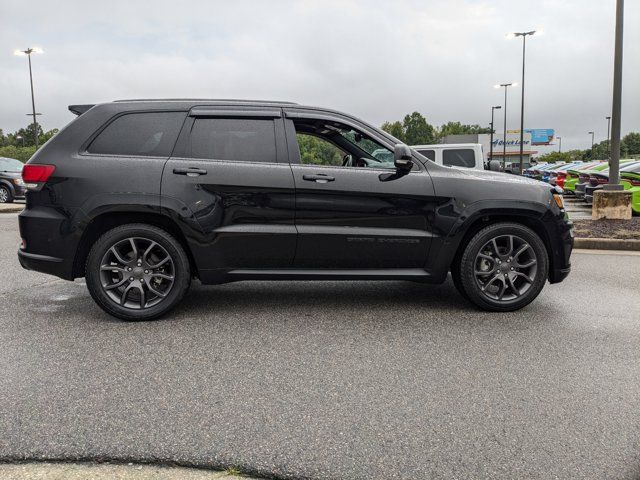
573, 218, 640, 240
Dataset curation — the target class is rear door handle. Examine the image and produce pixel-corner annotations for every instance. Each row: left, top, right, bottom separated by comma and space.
173, 167, 208, 177
303, 174, 335, 183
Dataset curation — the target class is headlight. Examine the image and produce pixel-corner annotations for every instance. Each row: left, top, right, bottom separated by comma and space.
13, 178, 25, 187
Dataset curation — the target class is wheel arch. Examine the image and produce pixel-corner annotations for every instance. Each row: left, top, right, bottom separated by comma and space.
450, 211, 554, 275
72, 210, 198, 279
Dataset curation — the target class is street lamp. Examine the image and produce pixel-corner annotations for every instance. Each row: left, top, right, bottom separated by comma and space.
16, 135, 25, 148
606, 116, 612, 160
489, 105, 502, 162
507, 29, 542, 174
494, 82, 517, 168
14, 47, 43, 149
588, 131, 595, 158
557, 136, 562, 153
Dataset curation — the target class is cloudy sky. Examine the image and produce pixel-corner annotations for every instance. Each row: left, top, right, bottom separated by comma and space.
1, 0, 638, 153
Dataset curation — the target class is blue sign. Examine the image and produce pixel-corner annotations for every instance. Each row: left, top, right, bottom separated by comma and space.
526, 129, 555, 145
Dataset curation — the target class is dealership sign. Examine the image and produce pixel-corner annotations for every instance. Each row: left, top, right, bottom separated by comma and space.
507, 129, 555, 146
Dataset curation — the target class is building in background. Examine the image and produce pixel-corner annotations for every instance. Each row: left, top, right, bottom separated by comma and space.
441, 132, 537, 166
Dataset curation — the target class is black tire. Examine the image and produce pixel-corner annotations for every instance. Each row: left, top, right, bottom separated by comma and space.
454, 222, 548, 312
85, 224, 191, 321
0, 185, 13, 203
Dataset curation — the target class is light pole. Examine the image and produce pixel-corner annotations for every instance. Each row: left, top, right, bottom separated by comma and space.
588, 131, 595, 158
494, 83, 517, 169
16, 135, 25, 148
14, 47, 43, 149
606, 116, 612, 161
605, 0, 624, 190
507, 30, 541, 174
557, 136, 562, 153
489, 105, 502, 162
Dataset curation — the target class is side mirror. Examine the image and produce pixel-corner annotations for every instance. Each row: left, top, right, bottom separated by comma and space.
394, 144, 413, 171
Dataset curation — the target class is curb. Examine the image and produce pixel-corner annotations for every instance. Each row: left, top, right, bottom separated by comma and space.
574, 237, 640, 251
0, 205, 24, 214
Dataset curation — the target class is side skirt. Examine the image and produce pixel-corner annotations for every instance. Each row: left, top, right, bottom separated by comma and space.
198, 268, 436, 284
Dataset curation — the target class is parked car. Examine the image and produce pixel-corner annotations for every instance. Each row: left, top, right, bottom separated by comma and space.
18, 99, 573, 320
0, 157, 27, 203
576, 160, 634, 199
544, 162, 584, 187
525, 162, 564, 180
411, 143, 484, 171
620, 172, 640, 215
562, 162, 603, 194
584, 161, 640, 204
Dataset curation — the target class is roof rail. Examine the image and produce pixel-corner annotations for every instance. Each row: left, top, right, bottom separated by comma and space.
112, 98, 298, 105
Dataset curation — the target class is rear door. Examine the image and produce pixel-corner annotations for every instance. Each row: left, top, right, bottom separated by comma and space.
284, 109, 436, 269
161, 107, 296, 272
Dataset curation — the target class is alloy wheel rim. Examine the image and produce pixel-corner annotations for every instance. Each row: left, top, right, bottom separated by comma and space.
99, 237, 175, 309
0, 187, 8, 203
474, 234, 538, 301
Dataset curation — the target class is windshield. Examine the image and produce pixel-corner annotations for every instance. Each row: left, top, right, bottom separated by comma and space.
0, 158, 24, 172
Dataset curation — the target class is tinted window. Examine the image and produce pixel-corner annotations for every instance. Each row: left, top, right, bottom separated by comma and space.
417, 149, 435, 160
88, 112, 185, 157
189, 118, 276, 163
443, 149, 475, 168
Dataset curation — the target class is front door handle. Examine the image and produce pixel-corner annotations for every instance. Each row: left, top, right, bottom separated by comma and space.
303, 174, 335, 183
173, 167, 208, 177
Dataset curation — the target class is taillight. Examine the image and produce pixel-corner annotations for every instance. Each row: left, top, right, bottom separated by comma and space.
627, 178, 640, 187
22, 164, 55, 190
597, 177, 608, 184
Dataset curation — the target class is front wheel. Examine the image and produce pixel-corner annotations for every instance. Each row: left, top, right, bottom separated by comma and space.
0, 185, 13, 203
454, 223, 549, 312
85, 224, 191, 321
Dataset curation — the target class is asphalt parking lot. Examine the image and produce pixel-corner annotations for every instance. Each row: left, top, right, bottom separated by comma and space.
1, 213, 639, 480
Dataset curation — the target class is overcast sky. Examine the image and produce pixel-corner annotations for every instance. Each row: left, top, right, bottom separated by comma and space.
1, 0, 638, 153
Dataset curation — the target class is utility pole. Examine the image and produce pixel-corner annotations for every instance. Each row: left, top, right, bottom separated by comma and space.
588, 131, 595, 158
489, 105, 501, 163
557, 136, 562, 153
14, 47, 43, 149
606, 116, 612, 161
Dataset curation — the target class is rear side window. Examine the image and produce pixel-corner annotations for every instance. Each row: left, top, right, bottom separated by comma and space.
188, 118, 276, 163
417, 149, 435, 161
88, 112, 185, 157
443, 149, 475, 168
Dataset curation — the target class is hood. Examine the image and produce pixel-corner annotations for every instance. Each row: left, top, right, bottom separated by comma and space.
454, 168, 548, 188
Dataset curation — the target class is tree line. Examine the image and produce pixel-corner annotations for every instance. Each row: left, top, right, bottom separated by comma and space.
381, 112, 491, 145
0, 123, 59, 161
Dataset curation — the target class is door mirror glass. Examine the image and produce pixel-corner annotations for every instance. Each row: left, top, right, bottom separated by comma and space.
394, 144, 413, 171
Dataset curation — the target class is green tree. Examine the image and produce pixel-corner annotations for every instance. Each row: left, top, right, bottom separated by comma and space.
437, 121, 491, 139
380, 121, 405, 142
622, 132, 640, 156
402, 112, 436, 145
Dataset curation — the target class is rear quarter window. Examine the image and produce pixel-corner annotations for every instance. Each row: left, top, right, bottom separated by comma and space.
87, 112, 186, 157
443, 149, 476, 168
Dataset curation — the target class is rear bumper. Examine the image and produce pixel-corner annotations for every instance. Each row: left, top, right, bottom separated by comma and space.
18, 249, 69, 278
18, 205, 77, 280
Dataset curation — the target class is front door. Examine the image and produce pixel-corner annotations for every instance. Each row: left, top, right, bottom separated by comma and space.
284, 111, 436, 269
161, 108, 296, 273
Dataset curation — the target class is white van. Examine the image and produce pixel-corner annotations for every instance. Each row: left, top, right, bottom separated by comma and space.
411, 143, 485, 171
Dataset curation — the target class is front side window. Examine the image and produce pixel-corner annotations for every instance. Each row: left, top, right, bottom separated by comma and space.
293, 119, 394, 169
297, 133, 346, 167
88, 112, 185, 157
188, 118, 276, 163
443, 149, 476, 168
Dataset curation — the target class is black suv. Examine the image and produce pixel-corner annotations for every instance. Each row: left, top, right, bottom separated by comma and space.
0, 157, 27, 203
18, 100, 572, 320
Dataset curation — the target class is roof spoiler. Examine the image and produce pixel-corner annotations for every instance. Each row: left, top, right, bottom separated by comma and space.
68, 104, 95, 116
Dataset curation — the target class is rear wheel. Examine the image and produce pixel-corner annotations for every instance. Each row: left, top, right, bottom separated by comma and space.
85, 224, 191, 321
454, 223, 548, 311
0, 185, 13, 203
